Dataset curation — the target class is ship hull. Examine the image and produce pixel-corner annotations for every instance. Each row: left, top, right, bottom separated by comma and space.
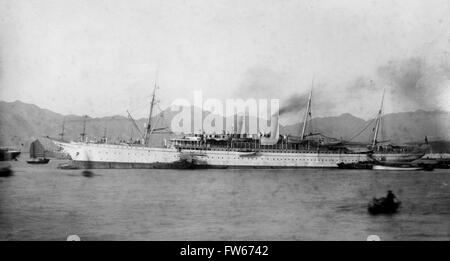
53, 141, 188, 169
0, 149, 21, 161
70, 160, 195, 169
185, 149, 368, 168
53, 141, 424, 169
370, 153, 424, 162
183, 150, 423, 169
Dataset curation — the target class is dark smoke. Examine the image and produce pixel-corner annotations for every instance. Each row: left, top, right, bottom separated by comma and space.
278, 93, 308, 116
278, 84, 336, 117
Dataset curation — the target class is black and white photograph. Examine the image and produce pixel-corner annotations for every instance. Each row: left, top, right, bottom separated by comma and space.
0, 0, 449, 245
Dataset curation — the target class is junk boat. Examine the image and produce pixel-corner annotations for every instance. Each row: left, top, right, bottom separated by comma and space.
27, 140, 50, 164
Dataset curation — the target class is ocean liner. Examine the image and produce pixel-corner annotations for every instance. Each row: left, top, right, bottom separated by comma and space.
53, 84, 425, 169
169, 89, 424, 168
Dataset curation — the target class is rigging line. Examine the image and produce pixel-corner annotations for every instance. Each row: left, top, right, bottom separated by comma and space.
346, 110, 379, 141
311, 127, 335, 139
126, 110, 144, 138
313, 132, 339, 141
348, 118, 377, 141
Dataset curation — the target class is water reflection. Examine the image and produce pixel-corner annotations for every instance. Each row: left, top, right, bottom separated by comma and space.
0, 162, 13, 177
82, 170, 94, 178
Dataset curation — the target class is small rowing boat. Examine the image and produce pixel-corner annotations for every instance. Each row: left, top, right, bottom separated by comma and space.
373, 165, 422, 171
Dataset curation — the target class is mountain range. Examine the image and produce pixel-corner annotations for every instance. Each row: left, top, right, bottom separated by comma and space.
0, 100, 449, 151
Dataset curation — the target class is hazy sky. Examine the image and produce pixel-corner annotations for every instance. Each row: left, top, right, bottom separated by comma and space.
0, 0, 449, 122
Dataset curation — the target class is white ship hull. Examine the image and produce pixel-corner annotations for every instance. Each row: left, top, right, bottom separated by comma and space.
53, 141, 424, 169
54, 141, 189, 169
182, 149, 368, 168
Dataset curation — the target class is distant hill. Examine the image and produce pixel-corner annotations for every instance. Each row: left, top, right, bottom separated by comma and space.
0, 100, 449, 152
0, 100, 176, 150
281, 110, 450, 144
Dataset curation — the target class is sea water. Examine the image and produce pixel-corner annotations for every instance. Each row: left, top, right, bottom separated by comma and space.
0, 160, 449, 240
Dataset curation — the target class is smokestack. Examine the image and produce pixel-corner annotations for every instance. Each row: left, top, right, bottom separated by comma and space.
270, 113, 279, 139
236, 114, 244, 135
260, 113, 280, 146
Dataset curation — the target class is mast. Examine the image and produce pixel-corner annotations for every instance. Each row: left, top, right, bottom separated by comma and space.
143, 82, 158, 146
80, 115, 87, 142
59, 118, 65, 141
102, 122, 108, 143
301, 81, 313, 140
372, 89, 385, 148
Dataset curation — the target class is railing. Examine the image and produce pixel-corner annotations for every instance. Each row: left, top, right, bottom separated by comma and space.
171, 141, 352, 154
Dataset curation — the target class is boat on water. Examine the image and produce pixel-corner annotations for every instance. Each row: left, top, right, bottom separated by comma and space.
368, 197, 401, 214
372, 165, 422, 171
337, 161, 373, 169
0, 147, 21, 161
52, 83, 425, 169
27, 140, 50, 164
27, 158, 50, 164
368, 152, 433, 171
57, 163, 79, 169
362, 89, 426, 163
368, 191, 401, 214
